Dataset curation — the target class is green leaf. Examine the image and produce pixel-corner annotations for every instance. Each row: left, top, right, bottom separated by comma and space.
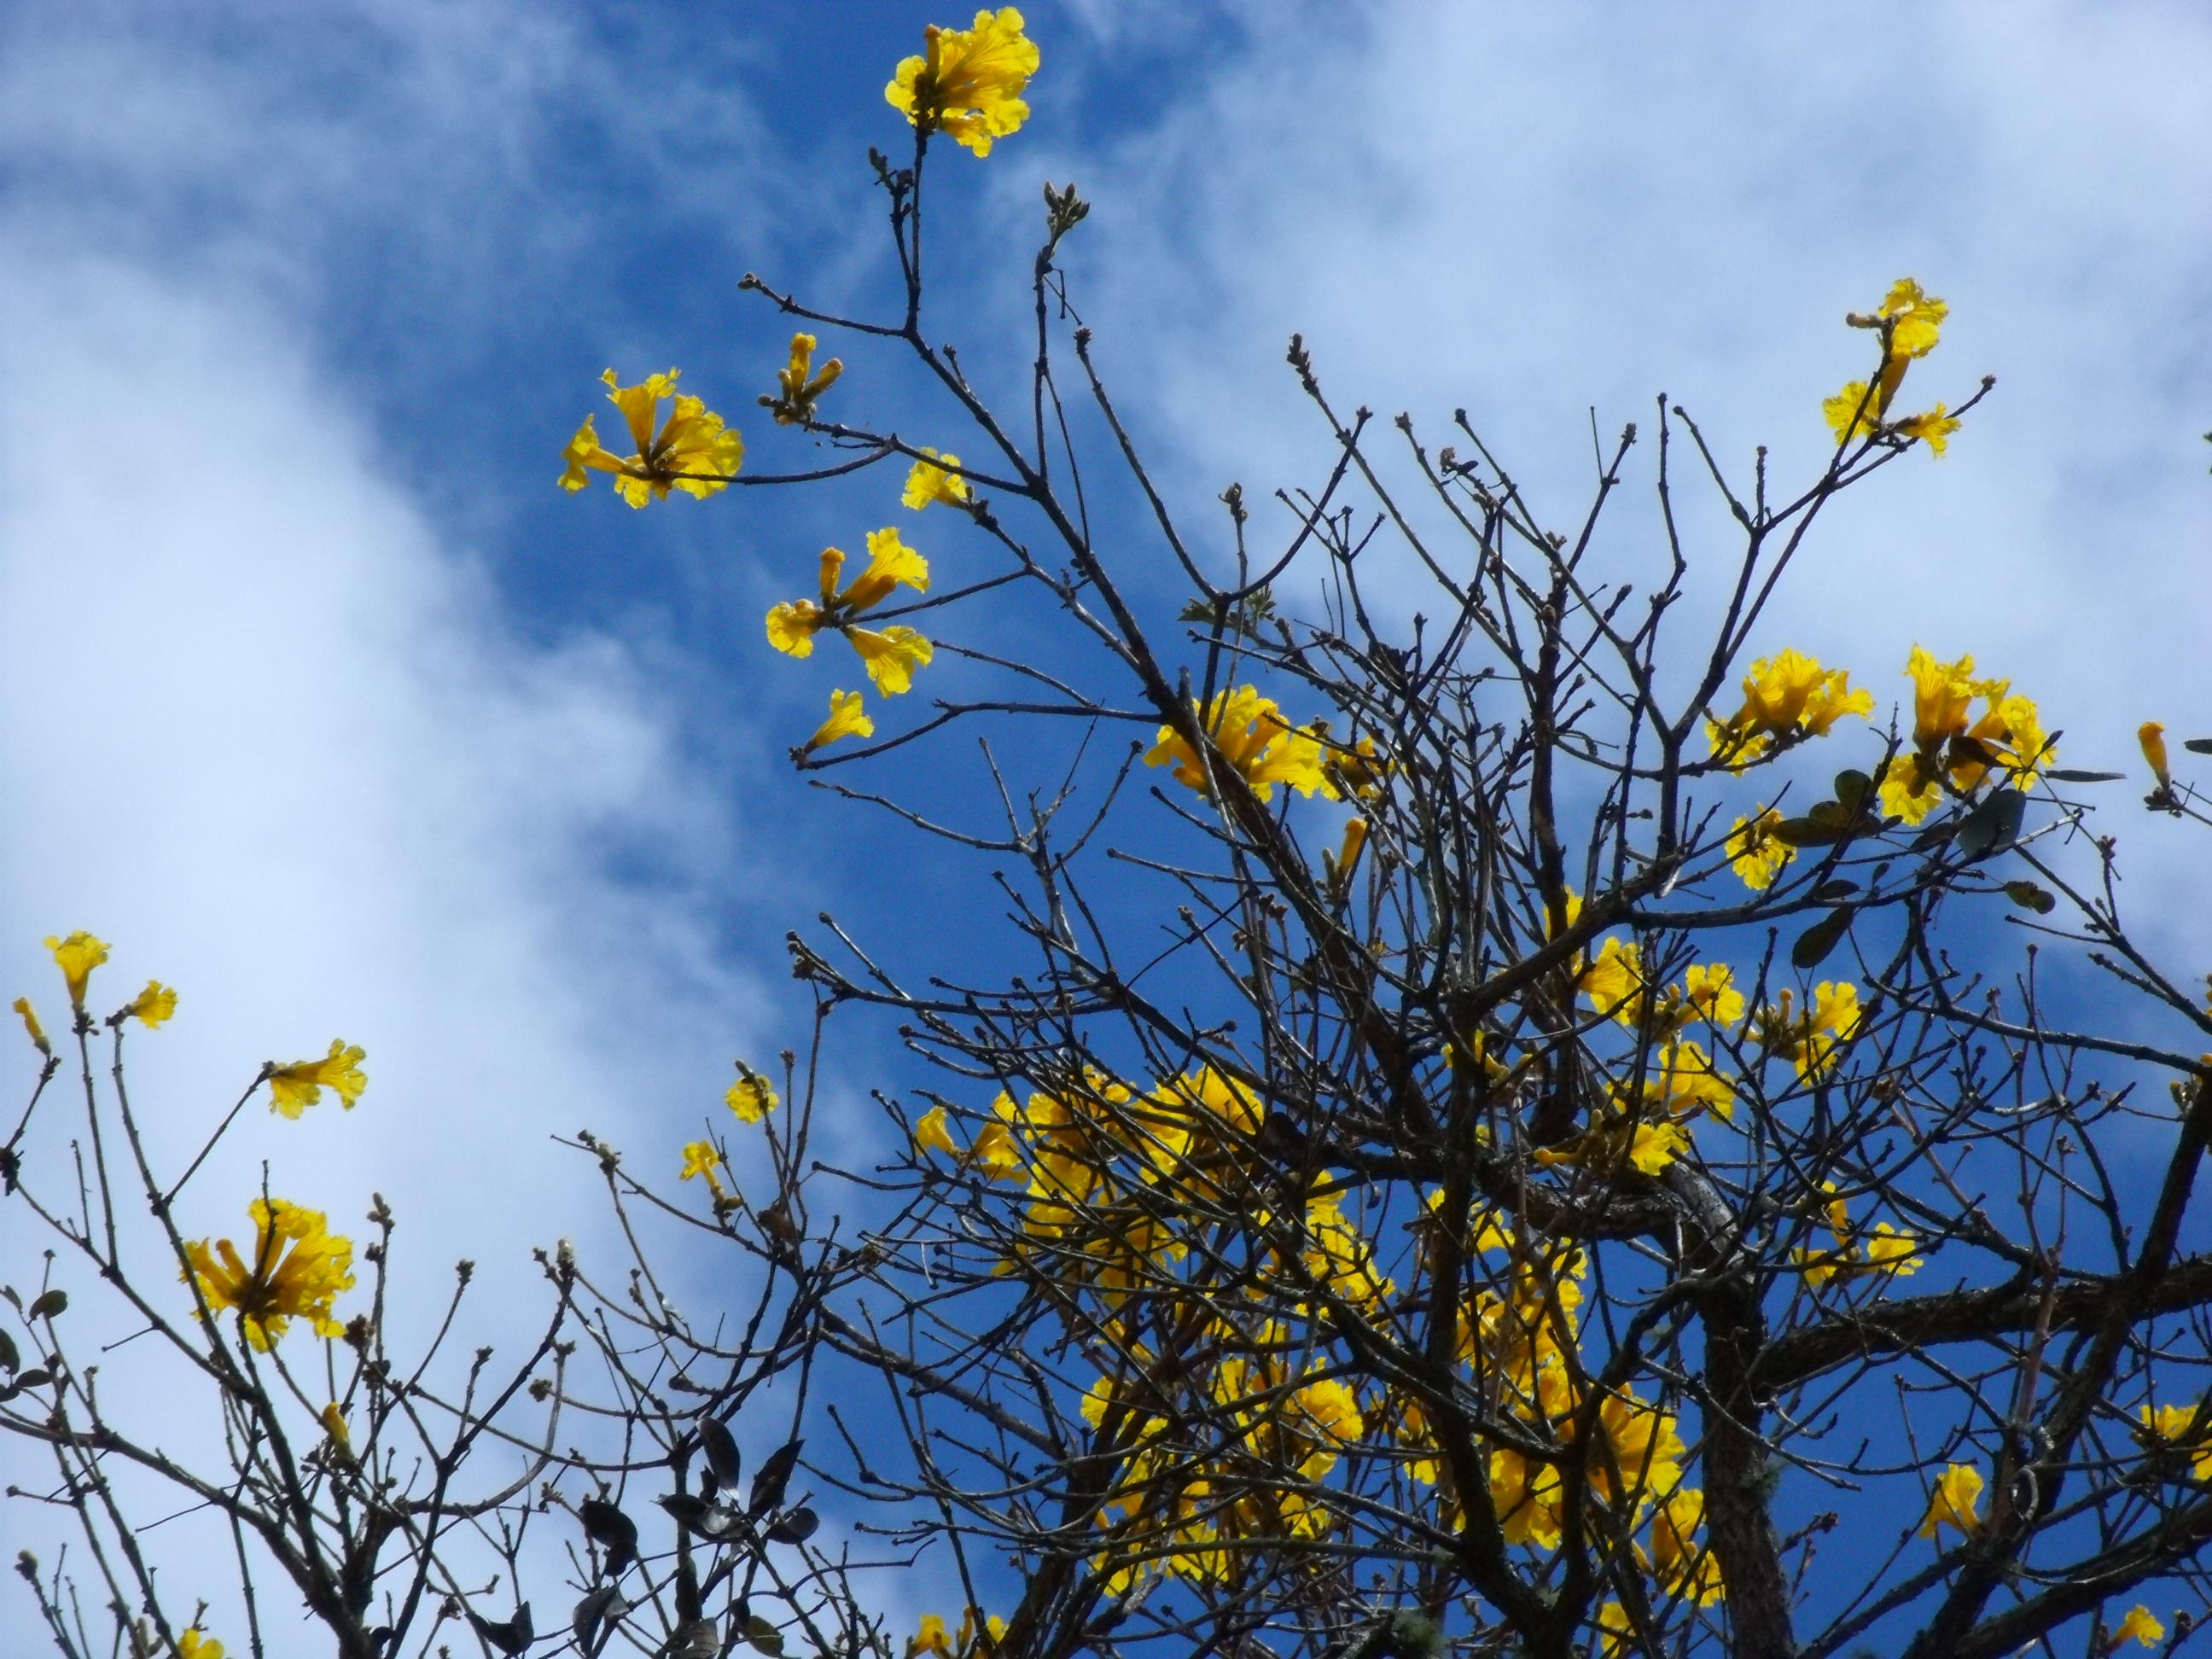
2004, 881, 2058, 915
26, 1290, 65, 1322
1955, 789, 2026, 859
1773, 817, 1850, 849
2184, 738, 2212, 755
1832, 769, 1873, 807
1792, 908, 1854, 971
1811, 880, 1860, 902
0, 1330, 17, 1372
2044, 769, 2126, 783
745, 1614, 786, 1657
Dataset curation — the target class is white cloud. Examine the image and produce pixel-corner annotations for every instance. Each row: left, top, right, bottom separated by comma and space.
1056, 0, 2212, 946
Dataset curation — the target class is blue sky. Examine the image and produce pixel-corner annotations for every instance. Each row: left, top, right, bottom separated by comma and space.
3, 0, 2211, 1641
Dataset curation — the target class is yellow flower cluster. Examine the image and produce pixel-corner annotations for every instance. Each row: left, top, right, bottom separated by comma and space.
1880, 646, 2049, 824
183, 1198, 356, 1350
1795, 1185, 1924, 1287
760, 333, 844, 427
562, 369, 743, 507
1754, 982, 1861, 1081
905, 1609, 1004, 1659
1824, 278, 1962, 457
2137, 1400, 2212, 1480
1726, 807, 1794, 891
1145, 685, 1340, 803
768, 528, 935, 697
1706, 649, 1874, 769
885, 9, 1039, 157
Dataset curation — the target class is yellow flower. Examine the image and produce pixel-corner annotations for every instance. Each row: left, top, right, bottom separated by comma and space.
914, 1104, 959, 1156
2141, 720, 2172, 788
679, 1139, 726, 1197
1824, 379, 1883, 444
266, 1040, 367, 1118
12, 997, 50, 1057
726, 1064, 779, 1123
885, 9, 1039, 157
562, 369, 743, 508
1881, 647, 2050, 824
761, 333, 844, 427
1798, 1185, 1924, 1286
1145, 685, 1340, 803
902, 448, 972, 509
969, 1120, 1025, 1181
2137, 1402, 2212, 1481
1534, 1116, 1690, 1179
803, 690, 875, 754
1894, 404, 1961, 457
44, 931, 109, 1010
1579, 937, 1648, 1026
119, 980, 178, 1028
321, 1400, 353, 1459
906, 1615, 953, 1659
1591, 1388, 1686, 1509
1755, 983, 1861, 1081
1642, 1041, 1735, 1123
1707, 649, 1872, 766
183, 1198, 355, 1350
1877, 276, 1947, 361
849, 625, 935, 696
2111, 1604, 2166, 1649
179, 1633, 225, 1659
1727, 808, 1795, 892
768, 532, 935, 692
1680, 963, 1745, 1027
1918, 1462, 1983, 1539
1647, 1487, 1724, 1605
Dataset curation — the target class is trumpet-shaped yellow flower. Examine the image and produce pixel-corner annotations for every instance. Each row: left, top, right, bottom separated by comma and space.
266, 1040, 367, 1118
13, 997, 51, 1057
1647, 1487, 1725, 1605
679, 1139, 726, 1196
119, 980, 178, 1028
2141, 720, 2172, 788
1680, 963, 1745, 1027
321, 1400, 353, 1460
769, 531, 935, 693
44, 931, 109, 1010
562, 369, 743, 507
179, 1633, 225, 1659
1534, 1116, 1691, 1179
1579, 937, 1649, 1026
1797, 1185, 1924, 1286
1727, 808, 1795, 891
183, 1197, 355, 1350
2111, 1605, 2167, 1649
885, 9, 1039, 157
1876, 276, 1948, 361
761, 333, 844, 427
1637, 1040, 1736, 1123
1145, 685, 1340, 803
1755, 983, 1861, 1081
1918, 1461, 1983, 1539
849, 625, 935, 696
1881, 647, 2050, 824
907, 1615, 953, 1659
1707, 649, 1873, 766
803, 690, 875, 754
914, 1104, 959, 1156
902, 448, 972, 509
726, 1064, 778, 1123
2137, 1401, 2212, 1481
1894, 404, 1962, 457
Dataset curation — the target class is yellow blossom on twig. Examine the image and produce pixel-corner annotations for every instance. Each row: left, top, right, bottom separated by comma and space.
761, 333, 844, 426
266, 1040, 368, 1118
885, 9, 1039, 157
12, 997, 50, 1057
562, 369, 743, 507
183, 1198, 355, 1350
902, 448, 972, 509
767, 529, 935, 695
802, 689, 875, 754
117, 981, 178, 1028
1918, 1462, 1983, 1539
1705, 649, 1872, 767
1145, 685, 1340, 803
726, 1063, 779, 1123
44, 931, 109, 1011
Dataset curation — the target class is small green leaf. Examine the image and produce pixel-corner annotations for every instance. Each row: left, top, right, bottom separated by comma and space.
0, 1329, 18, 1372
745, 1614, 786, 1657
1956, 789, 2026, 859
2183, 738, 2212, 755
2044, 769, 2125, 783
1832, 769, 1873, 807
1792, 908, 1854, 971
1811, 880, 1860, 903
26, 1290, 65, 1322
2004, 881, 2058, 915
1773, 817, 1850, 849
